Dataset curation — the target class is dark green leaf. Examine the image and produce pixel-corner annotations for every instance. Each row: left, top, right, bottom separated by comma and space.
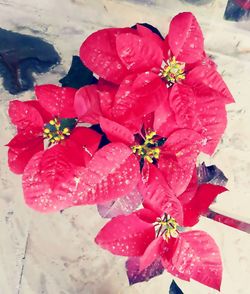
169, 280, 184, 294
59, 55, 97, 89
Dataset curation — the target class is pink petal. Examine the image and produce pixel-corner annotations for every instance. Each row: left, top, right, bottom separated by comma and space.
97, 79, 141, 132
25, 100, 52, 122
159, 129, 202, 196
35, 84, 77, 118
69, 127, 101, 154
98, 80, 118, 119
168, 12, 204, 63
80, 28, 132, 84
22, 145, 77, 212
142, 112, 154, 131
160, 239, 190, 281
166, 231, 223, 290
169, 84, 227, 155
116, 32, 163, 72
140, 164, 183, 224
7, 130, 42, 149
177, 167, 198, 204
153, 98, 177, 138
136, 24, 164, 48
95, 213, 155, 256
100, 116, 135, 145
8, 100, 44, 131
161, 258, 190, 281
185, 64, 234, 104
182, 184, 228, 227
8, 133, 44, 174
169, 84, 198, 128
163, 36, 171, 61
73, 143, 140, 204
112, 73, 167, 121
135, 208, 159, 224
140, 237, 163, 271
74, 85, 102, 124
97, 186, 142, 218
63, 127, 102, 166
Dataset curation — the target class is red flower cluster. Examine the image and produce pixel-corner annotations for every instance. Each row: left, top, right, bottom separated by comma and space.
7, 12, 234, 291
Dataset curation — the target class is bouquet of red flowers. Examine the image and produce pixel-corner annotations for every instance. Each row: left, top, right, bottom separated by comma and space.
7, 12, 238, 292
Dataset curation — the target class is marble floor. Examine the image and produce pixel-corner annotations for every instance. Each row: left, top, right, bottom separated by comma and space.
0, 0, 250, 293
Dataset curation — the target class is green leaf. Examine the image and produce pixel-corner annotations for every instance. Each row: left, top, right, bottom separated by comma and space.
59, 56, 97, 89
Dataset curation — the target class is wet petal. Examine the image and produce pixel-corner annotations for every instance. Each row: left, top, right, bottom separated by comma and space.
168, 12, 204, 63
166, 231, 222, 290
140, 164, 183, 224
182, 184, 227, 227
161, 238, 190, 281
153, 98, 177, 138
25, 100, 52, 122
135, 24, 164, 48
63, 127, 102, 166
22, 145, 77, 212
140, 237, 163, 271
8, 133, 43, 174
9, 100, 44, 131
169, 84, 227, 155
100, 116, 135, 145
112, 73, 167, 121
159, 129, 202, 196
116, 32, 163, 72
95, 213, 155, 256
35, 84, 77, 118
74, 85, 101, 124
73, 143, 140, 204
135, 208, 159, 224
177, 167, 198, 205
185, 64, 234, 104
80, 28, 132, 84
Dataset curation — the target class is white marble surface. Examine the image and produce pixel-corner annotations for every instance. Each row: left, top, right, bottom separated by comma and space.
0, 0, 250, 293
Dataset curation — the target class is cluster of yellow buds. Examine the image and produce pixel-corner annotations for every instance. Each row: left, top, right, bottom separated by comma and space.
160, 56, 185, 85
132, 131, 161, 163
154, 213, 179, 241
43, 118, 70, 144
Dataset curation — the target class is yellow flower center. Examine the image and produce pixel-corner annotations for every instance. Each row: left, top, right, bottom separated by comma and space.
160, 56, 185, 86
131, 131, 165, 163
154, 213, 179, 241
43, 118, 76, 144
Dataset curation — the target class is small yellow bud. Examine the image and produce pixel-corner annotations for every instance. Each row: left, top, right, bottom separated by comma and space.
63, 127, 70, 134
145, 155, 153, 163
44, 128, 50, 134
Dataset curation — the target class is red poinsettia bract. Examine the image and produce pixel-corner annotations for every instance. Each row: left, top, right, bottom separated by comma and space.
96, 165, 227, 290
80, 12, 234, 155
75, 81, 203, 197
7, 84, 102, 212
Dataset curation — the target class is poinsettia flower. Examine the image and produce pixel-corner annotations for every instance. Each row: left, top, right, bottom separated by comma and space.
80, 12, 234, 103
96, 166, 227, 290
7, 84, 101, 174
79, 12, 234, 154
75, 80, 204, 197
